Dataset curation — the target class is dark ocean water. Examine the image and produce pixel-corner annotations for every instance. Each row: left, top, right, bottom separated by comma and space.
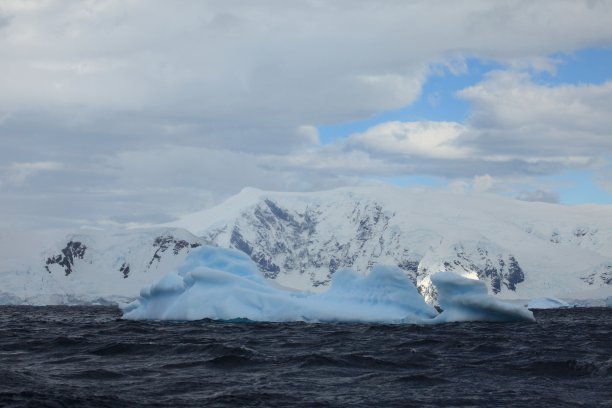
0, 306, 611, 408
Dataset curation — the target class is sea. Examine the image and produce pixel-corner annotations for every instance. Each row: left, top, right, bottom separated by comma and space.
0, 306, 611, 407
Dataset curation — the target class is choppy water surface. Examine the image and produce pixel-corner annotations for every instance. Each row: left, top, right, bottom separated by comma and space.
0, 306, 611, 407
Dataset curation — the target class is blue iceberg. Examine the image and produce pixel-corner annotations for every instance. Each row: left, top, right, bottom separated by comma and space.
431, 272, 535, 322
122, 246, 534, 323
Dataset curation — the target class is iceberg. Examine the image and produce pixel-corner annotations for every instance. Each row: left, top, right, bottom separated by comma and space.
122, 246, 534, 323
431, 272, 535, 322
527, 297, 571, 309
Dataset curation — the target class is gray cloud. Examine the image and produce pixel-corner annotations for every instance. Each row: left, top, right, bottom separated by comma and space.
516, 190, 561, 204
2, 1, 612, 228
457, 71, 612, 158
0, 13, 11, 31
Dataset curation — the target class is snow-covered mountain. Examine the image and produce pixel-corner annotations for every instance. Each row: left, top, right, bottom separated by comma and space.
2, 186, 612, 304
0, 228, 204, 305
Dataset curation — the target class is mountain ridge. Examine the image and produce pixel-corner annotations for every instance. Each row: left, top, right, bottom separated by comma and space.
2, 186, 612, 305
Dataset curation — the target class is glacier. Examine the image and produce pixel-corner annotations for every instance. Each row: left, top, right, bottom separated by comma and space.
122, 246, 535, 323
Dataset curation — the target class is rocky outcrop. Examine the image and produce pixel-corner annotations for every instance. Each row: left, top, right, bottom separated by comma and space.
45, 241, 87, 276
205, 198, 526, 298
148, 235, 201, 268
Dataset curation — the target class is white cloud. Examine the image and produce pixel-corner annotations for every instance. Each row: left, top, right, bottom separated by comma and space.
472, 174, 494, 192
347, 121, 472, 159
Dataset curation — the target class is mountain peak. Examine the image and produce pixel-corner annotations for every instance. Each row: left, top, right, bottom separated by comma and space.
2, 187, 612, 305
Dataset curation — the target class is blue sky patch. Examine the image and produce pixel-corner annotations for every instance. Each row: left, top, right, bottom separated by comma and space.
317, 48, 612, 204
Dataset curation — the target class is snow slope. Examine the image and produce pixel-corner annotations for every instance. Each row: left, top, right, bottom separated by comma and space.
168, 186, 612, 302
0, 228, 204, 304
2, 186, 612, 304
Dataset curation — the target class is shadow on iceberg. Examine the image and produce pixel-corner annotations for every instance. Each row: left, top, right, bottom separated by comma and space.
431, 272, 535, 323
122, 246, 534, 323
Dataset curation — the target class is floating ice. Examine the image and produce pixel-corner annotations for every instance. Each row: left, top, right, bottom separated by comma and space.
122, 246, 534, 323
527, 297, 571, 309
431, 272, 535, 323
122, 246, 437, 322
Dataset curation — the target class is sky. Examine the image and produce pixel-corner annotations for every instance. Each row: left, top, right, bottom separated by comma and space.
1, 0, 612, 231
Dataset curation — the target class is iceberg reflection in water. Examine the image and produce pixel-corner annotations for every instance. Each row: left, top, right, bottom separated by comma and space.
122, 246, 534, 323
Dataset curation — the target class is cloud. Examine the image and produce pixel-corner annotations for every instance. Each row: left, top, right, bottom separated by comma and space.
296, 125, 320, 146
447, 174, 497, 194
458, 71, 612, 158
472, 174, 494, 192
516, 190, 561, 204
2, 1, 612, 228
1, 161, 63, 186
310, 71, 612, 180
2, 1, 612, 148
347, 121, 472, 159
0, 11, 12, 31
